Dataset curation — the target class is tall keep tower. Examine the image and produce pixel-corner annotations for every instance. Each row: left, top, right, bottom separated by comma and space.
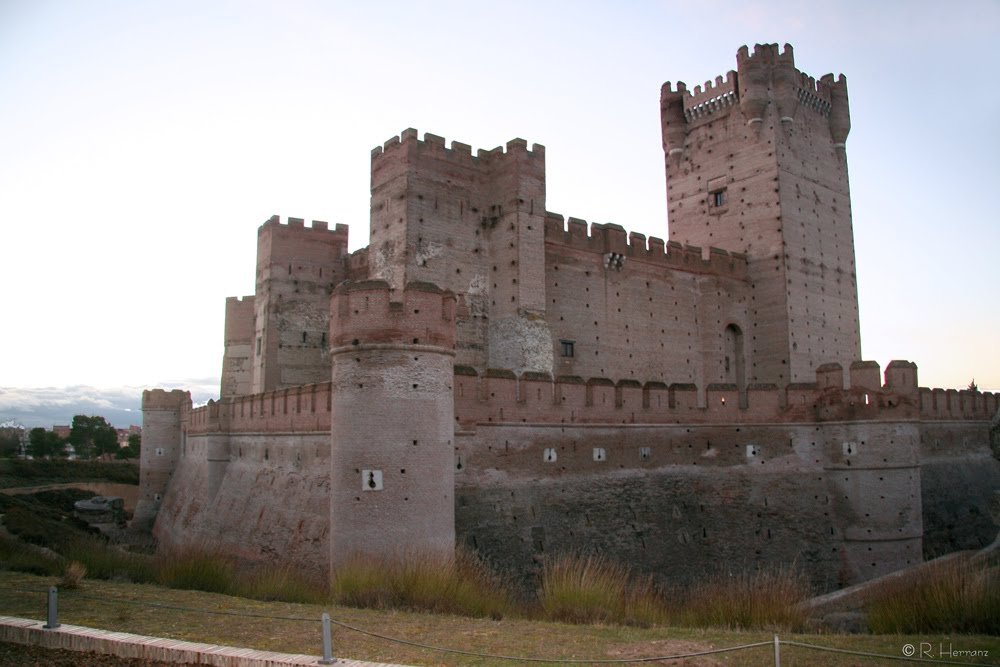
328, 280, 457, 569
661, 44, 859, 385
369, 130, 551, 375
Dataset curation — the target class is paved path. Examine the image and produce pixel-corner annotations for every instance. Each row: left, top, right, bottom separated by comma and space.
0, 616, 413, 667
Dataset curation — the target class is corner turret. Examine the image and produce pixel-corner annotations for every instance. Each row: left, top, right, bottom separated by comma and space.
134, 389, 191, 531
328, 281, 457, 570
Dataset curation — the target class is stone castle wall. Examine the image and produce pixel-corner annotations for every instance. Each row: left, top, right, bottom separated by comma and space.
153, 431, 331, 572
157, 364, 999, 590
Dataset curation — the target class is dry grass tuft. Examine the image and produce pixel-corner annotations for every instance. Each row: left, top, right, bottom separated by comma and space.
59, 560, 87, 589
235, 563, 328, 605
866, 556, 1000, 634
675, 565, 810, 631
538, 554, 669, 627
154, 547, 235, 594
331, 548, 515, 619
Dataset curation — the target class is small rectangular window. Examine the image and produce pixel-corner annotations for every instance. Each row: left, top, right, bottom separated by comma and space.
560, 340, 575, 357
256, 337, 262, 355
712, 190, 725, 207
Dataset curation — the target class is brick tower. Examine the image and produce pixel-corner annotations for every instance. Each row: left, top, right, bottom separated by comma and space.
250, 216, 350, 394
328, 280, 457, 569
369, 130, 550, 375
135, 389, 190, 530
661, 44, 860, 385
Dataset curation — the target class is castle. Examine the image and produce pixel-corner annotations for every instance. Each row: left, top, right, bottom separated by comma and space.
138, 44, 999, 592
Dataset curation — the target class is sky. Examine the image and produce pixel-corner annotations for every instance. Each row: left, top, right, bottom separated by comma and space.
1, 0, 998, 427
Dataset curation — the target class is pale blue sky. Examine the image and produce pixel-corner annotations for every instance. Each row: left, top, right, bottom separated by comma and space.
1, 0, 998, 413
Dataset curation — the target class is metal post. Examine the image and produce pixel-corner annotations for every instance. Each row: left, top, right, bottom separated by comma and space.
43, 586, 60, 629
773, 634, 780, 667
318, 612, 335, 664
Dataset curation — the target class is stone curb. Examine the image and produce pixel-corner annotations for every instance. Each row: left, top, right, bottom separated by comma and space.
0, 615, 412, 667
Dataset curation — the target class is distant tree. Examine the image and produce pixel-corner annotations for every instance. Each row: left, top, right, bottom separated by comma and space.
969, 379, 978, 392
28, 427, 66, 458
0, 427, 23, 458
69, 415, 118, 460
117, 432, 141, 460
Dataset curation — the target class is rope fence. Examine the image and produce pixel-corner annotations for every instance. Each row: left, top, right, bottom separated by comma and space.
1, 584, 997, 666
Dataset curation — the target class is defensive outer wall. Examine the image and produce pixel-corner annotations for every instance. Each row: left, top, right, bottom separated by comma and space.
142, 350, 1000, 593
139, 43, 1000, 593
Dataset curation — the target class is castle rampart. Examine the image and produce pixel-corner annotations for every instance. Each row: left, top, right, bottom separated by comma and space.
142, 43, 998, 598
186, 382, 333, 435
148, 355, 997, 591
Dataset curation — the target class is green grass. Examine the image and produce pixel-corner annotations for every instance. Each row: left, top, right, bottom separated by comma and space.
60, 535, 157, 583
0, 533, 63, 577
866, 555, 1000, 635
0, 493, 101, 551
1, 570, 998, 667
0, 459, 138, 488
234, 563, 328, 604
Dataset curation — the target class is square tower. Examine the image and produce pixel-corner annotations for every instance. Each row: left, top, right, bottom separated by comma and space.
251, 216, 349, 393
661, 44, 859, 385
368, 130, 551, 374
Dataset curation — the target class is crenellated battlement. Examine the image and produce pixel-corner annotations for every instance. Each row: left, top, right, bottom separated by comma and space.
329, 280, 456, 350
919, 386, 999, 421
186, 361, 996, 439
187, 382, 332, 435
258, 214, 349, 237
543, 212, 747, 278
141, 388, 191, 411
736, 42, 796, 69
663, 43, 848, 134
683, 72, 738, 121
371, 128, 544, 167
454, 360, 997, 428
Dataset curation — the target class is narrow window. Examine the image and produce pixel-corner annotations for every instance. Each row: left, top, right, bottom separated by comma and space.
256, 337, 261, 355
713, 190, 725, 207
302, 331, 307, 343
560, 340, 575, 357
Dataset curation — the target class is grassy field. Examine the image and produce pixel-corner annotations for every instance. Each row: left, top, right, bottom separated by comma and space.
0, 459, 139, 489
1, 571, 997, 666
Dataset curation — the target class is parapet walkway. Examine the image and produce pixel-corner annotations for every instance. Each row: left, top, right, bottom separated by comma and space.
0, 615, 412, 667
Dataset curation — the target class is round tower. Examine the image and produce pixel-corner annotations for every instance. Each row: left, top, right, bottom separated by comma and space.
328, 280, 457, 569
134, 388, 190, 531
